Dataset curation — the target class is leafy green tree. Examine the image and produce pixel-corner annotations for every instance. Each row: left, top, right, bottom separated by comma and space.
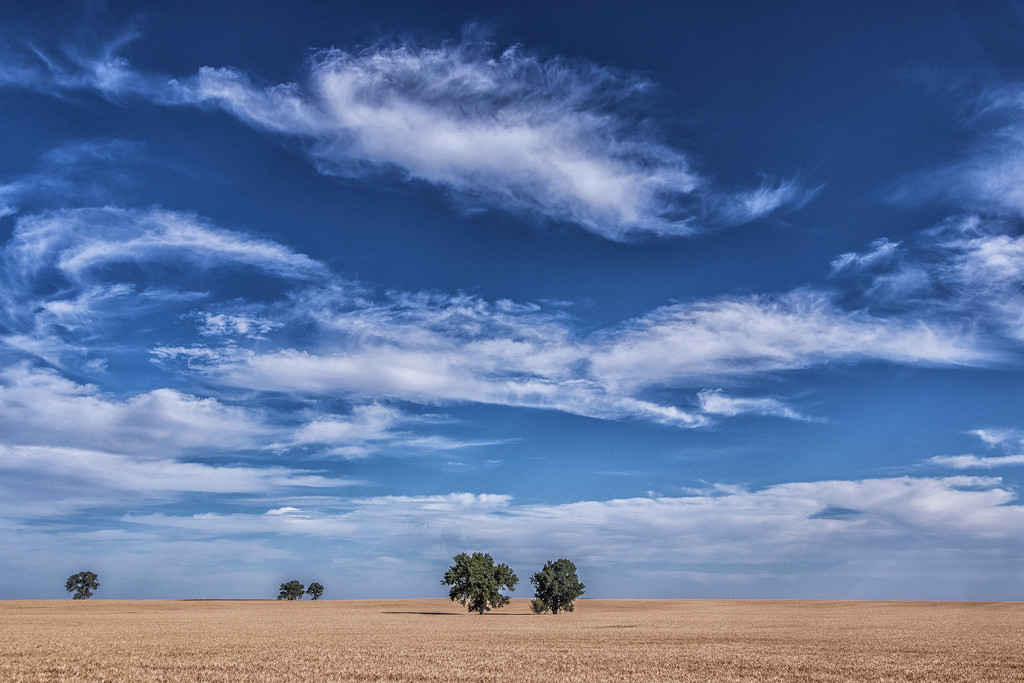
530, 558, 585, 614
441, 552, 518, 614
306, 582, 324, 600
278, 580, 305, 600
65, 571, 100, 600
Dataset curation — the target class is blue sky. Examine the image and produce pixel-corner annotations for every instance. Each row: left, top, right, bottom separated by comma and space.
1, 0, 1023, 600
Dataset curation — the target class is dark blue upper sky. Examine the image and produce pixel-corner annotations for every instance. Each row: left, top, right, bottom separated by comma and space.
0, 0, 1022, 600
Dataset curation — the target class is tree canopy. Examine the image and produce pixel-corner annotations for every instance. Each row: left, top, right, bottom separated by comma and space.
441, 552, 518, 614
65, 571, 100, 600
278, 580, 305, 600
530, 558, 585, 614
306, 582, 324, 600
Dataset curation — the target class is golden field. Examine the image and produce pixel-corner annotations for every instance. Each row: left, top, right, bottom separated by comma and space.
1, 598, 1021, 681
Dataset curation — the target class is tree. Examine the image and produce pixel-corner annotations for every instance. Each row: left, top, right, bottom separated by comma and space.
278, 580, 305, 600
530, 558, 585, 614
65, 571, 100, 600
441, 552, 518, 614
306, 582, 324, 600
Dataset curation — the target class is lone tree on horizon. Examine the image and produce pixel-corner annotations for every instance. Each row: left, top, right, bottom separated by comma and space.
65, 571, 100, 600
278, 580, 305, 600
306, 582, 324, 600
442, 552, 518, 614
530, 558, 585, 614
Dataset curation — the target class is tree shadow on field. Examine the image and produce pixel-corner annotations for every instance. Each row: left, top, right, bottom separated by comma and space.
382, 611, 533, 616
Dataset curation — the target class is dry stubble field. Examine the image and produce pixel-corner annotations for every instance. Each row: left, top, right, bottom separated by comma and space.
0, 598, 1022, 681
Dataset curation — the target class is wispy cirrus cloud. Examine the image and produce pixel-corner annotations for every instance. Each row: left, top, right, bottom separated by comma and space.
154, 284, 989, 429
0, 33, 811, 239
891, 81, 1024, 218
831, 216, 1024, 342
0, 139, 152, 215
0, 206, 327, 365
0, 202, 999, 434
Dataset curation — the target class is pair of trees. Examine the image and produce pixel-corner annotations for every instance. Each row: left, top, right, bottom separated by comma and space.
65, 571, 100, 600
278, 580, 324, 600
441, 553, 584, 615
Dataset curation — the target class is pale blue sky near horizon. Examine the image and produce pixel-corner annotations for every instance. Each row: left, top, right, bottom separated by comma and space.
0, 0, 1022, 600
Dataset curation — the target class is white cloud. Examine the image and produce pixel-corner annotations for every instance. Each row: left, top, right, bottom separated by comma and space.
0, 206, 1004, 440
117, 475, 1024, 597
130, 476, 1023, 550
284, 403, 494, 458
5, 207, 325, 281
831, 237, 902, 275
971, 428, 1024, 448
888, 83, 1024, 218
0, 443, 349, 517
203, 347, 708, 428
0, 203, 996, 434
266, 507, 302, 515
6, 474, 1020, 598
587, 290, 990, 392
189, 44, 711, 239
712, 177, 813, 224
292, 404, 409, 445
832, 217, 1024, 340
0, 206, 326, 366
697, 389, 814, 421
929, 428, 1024, 469
0, 363, 274, 455
929, 454, 1024, 469
152, 281, 993, 430
198, 312, 282, 339
0, 359, 493, 464
944, 221, 1024, 341
905, 87, 1024, 218
1, 34, 809, 239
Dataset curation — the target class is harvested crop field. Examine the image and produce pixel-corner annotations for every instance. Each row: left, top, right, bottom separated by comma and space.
1, 599, 1021, 681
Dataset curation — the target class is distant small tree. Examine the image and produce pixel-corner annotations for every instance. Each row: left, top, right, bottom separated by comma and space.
441, 552, 518, 614
278, 580, 305, 600
530, 558, 585, 614
306, 582, 324, 600
65, 571, 100, 600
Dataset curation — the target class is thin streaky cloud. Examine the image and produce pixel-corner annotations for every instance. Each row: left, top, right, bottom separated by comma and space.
697, 389, 816, 422
587, 290, 992, 392
2, 206, 325, 287
929, 454, 1024, 469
